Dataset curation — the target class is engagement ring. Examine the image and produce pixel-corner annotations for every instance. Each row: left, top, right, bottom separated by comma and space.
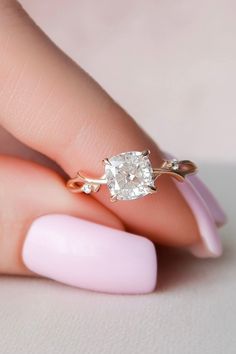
67, 150, 197, 201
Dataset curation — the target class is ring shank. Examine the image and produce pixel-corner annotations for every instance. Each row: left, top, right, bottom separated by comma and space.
67, 159, 197, 193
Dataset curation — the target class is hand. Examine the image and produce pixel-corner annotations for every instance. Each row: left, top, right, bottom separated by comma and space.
0, 1, 226, 294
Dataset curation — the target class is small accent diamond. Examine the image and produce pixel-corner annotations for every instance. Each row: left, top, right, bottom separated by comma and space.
82, 184, 93, 194
170, 159, 179, 171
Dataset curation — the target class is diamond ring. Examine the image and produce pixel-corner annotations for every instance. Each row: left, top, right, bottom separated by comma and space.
67, 150, 197, 202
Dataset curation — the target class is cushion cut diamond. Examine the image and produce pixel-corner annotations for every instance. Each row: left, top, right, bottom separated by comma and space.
105, 151, 155, 201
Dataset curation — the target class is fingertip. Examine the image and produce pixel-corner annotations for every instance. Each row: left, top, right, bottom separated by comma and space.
23, 214, 158, 294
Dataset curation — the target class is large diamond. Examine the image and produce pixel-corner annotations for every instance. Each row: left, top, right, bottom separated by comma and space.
105, 151, 155, 200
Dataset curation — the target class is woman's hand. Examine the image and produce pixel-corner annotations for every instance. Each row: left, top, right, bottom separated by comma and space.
0, 1, 226, 293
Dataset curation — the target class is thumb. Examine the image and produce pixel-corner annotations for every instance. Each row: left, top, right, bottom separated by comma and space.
0, 156, 157, 294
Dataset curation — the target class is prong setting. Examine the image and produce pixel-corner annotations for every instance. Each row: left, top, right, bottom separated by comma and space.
110, 195, 118, 203
102, 158, 111, 166
104, 151, 155, 200
67, 150, 197, 201
148, 185, 157, 193
142, 149, 150, 157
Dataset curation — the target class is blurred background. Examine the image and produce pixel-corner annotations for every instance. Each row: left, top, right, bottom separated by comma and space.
21, 0, 236, 163
0, 1, 235, 353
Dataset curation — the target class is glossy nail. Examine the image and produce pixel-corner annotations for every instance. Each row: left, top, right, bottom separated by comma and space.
22, 214, 157, 294
188, 174, 227, 227
163, 152, 226, 227
163, 152, 223, 258
174, 178, 222, 257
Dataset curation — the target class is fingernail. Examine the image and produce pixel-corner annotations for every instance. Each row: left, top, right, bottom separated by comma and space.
187, 174, 227, 227
162, 151, 223, 258
22, 214, 157, 294
163, 152, 226, 226
174, 178, 222, 258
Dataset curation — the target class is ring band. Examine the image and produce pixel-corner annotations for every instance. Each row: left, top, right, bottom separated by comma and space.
67, 150, 197, 202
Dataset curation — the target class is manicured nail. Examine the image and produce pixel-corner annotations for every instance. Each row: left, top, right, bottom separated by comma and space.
187, 174, 227, 227
22, 215, 157, 294
163, 152, 226, 227
163, 151, 223, 258
174, 178, 222, 258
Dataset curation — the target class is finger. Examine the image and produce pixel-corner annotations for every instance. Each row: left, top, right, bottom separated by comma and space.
0, 125, 68, 177
0, 156, 157, 294
0, 155, 123, 274
0, 1, 223, 256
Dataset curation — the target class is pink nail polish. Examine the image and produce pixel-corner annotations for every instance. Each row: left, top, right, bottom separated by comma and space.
162, 151, 223, 258
163, 152, 226, 227
174, 178, 222, 258
22, 215, 157, 294
188, 174, 227, 227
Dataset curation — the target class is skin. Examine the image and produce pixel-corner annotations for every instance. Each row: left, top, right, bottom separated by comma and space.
0, 0, 200, 276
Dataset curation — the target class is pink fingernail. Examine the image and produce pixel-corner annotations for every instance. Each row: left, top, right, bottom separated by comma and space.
22, 215, 157, 294
163, 152, 223, 258
187, 174, 227, 227
163, 152, 226, 227
174, 178, 222, 258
